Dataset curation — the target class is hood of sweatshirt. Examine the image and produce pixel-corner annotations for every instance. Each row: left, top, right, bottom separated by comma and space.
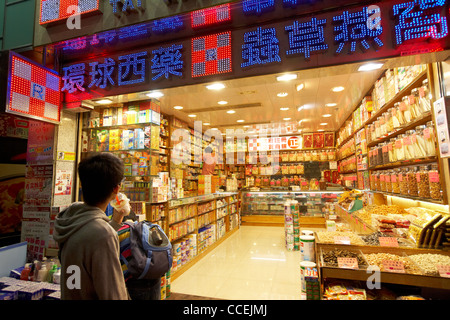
53, 202, 110, 247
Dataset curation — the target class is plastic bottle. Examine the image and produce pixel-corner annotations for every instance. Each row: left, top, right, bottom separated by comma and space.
28, 263, 36, 281
37, 263, 49, 282
47, 264, 58, 283
53, 268, 61, 284
20, 263, 31, 281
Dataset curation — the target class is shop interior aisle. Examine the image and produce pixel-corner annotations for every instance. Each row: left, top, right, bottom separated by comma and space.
170, 226, 305, 300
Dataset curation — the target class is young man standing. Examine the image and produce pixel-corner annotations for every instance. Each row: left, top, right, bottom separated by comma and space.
54, 153, 129, 300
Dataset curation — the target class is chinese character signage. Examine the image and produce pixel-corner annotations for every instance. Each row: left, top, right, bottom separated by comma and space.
40, 0, 101, 25
6, 52, 62, 124
248, 136, 303, 151
61, 0, 450, 104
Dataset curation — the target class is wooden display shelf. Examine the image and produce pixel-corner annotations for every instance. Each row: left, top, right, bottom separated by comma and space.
368, 156, 437, 170
367, 113, 432, 148
241, 214, 284, 226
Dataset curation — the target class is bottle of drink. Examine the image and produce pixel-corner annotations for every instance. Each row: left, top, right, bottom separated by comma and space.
20, 263, 31, 281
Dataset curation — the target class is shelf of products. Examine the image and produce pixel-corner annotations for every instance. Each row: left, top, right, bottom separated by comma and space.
168, 193, 240, 276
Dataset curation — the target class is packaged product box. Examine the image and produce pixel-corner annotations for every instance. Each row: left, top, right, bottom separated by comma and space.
122, 106, 128, 125
128, 130, 135, 150
127, 105, 139, 124
0, 285, 22, 300
117, 107, 123, 125
138, 110, 147, 123
111, 107, 118, 126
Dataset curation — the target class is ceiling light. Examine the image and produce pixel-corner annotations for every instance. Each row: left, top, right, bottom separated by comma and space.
218, 100, 228, 105
188, 114, 197, 118
317, 129, 325, 132
326, 103, 337, 107
332, 86, 345, 92
206, 83, 225, 90
95, 99, 113, 105
237, 119, 244, 123
277, 74, 297, 82
322, 114, 332, 117
146, 91, 164, 98
277, 92, 288, 97
320, 122, 328, 125
203, 123, 210, 126
243, 125, 250, 128
296, 83, 304, 91
358, 62, 384, 72
226, 110, 236, 114
283, 118, 291, 121
173, 105, 183, 110
280, 107, 289, 111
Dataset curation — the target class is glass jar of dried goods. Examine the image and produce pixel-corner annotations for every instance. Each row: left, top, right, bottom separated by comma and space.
413, 125, 427, 159
403, 130, 415, 160
381, 142, 390, 165
385, 170, 392, 193
417, 165, 430, 199
388, 138, 397, 162
429, 164, 442, 201
395, 135, 405, 161
423, 121, 436, 157
394, 102, 406, 127
407, 166, 419, 197
380, 171, 386, 192
419, 79, 432, 112
399, 168, 409, 196
391, 169, 400, 194
401, 96, 412, 123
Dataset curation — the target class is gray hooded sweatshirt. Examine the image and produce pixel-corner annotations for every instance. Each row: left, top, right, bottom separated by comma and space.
53, 202, 129, 300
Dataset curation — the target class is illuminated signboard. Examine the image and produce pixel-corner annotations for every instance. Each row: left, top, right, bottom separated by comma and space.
248, 136, 303, 151
39, 0, 100, 25
6, 52, 62, 124
60, 0, 450, 104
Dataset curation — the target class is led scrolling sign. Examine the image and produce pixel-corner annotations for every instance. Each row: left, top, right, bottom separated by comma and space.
60, 0, 450, 102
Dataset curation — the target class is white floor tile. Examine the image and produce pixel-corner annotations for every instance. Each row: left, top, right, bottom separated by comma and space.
171, 226, 304, 300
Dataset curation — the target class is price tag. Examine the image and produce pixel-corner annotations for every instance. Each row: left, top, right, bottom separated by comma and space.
379, 237, 399, 247
334, 236, 351, 245
329, 161, 338, 170
328, 215, 337, 220
437, 265, 450, 278
382, 260, 405, 273
338, 257, 359, 269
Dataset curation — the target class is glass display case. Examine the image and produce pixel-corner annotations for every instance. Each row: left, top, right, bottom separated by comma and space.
241, 191, 344, 218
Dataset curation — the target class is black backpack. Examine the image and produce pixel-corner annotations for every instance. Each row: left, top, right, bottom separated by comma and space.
118, 221, 172, 281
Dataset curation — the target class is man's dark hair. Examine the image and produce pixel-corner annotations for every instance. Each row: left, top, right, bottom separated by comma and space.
78, 153, 124, 206
205, 146, 213, 154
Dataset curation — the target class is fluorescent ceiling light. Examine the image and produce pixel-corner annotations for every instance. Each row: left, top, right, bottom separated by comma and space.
317, 129, 325, 132
277, 74, 297, 82
173, 105, 183, 110
296, 83, 304, 91
243, 125, 250, 128
358, 62, 384, 72
206, 83, 225, 90
332, 86, 345, 92
218, 100, 228, 105
280, 107, 289, 111
277, 92, 288, 97
146, 91, 164, 98
283, 117, 291, 121
188, 114, 197, 118
326, 103, 337, 107
226, 110, 236, 114
322, 114, 332, 117
203, 122, 210, 126
95, 99, 113, 105
320, 122, 328, 125
237, 119, 244, 123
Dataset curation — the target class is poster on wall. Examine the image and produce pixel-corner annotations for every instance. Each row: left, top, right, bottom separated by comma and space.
54, 170, 72, 196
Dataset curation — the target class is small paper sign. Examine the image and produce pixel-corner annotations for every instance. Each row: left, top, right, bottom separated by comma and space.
437, 265, 450, 278
334, 236, 351, 245
379, 237, 399, 247
328, 215, 337, 220
338, 257, 358, 269
382, 260, 405, 273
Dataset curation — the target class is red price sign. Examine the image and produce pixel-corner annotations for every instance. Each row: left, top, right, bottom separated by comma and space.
437, 265, 450, 278
382, 260, 405, 273
337, 257, 359, 269
379, 237, 399, 247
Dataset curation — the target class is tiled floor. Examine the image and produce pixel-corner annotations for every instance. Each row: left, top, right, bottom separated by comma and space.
170, 226, 303, 300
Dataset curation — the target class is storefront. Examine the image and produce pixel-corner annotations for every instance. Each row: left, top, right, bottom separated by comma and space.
1, 0, 450, 301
